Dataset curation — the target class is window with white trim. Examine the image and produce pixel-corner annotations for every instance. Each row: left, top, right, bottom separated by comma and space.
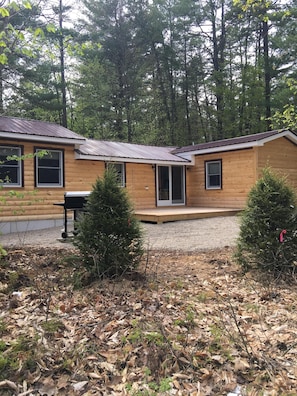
35, 149, 64, 187
205, 160, 222, 189
0, 146, 22, 187
107, 162, 125, 187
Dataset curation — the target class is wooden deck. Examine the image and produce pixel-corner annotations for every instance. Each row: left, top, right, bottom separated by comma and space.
135, 207, 241, 224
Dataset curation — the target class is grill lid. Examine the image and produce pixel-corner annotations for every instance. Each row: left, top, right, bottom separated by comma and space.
65, 191, 91, 197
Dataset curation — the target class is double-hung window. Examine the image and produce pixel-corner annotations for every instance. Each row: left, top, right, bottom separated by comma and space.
35, 148, 64, 187
106, 162, 125, 187
205, 160, 222, 189
0, 146, 23, 187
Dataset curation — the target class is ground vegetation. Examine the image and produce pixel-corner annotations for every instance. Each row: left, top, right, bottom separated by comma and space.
0, 246, 297, 395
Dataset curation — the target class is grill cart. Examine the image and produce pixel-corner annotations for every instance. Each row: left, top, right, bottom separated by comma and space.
54, 191, 90, 239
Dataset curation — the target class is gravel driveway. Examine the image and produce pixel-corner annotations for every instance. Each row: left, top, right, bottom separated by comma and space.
1, 216, 240, 252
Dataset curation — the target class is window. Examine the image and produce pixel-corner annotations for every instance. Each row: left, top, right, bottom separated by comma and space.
35, 149, 64, 187
205, 160, 222, 189
106, 162, 125, 187
0, 146, 22, 187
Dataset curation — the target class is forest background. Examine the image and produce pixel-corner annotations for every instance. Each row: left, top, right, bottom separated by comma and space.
1, 0, 297, 147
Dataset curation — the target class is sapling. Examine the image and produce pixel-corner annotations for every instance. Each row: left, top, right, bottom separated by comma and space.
74, 167, 143, 278
235, 167, 297, 276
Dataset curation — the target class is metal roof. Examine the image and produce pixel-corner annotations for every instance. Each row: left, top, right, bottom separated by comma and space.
2, 116, 293, 164
76, 139, 190, 164
0, 116, 85, 144
173, 129, 296, 155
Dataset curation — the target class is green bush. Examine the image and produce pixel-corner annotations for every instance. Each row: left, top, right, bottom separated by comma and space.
73, 168, 143, 278
234, 167, 297, 275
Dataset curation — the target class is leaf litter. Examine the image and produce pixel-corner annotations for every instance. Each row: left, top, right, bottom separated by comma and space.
0, 246, 297, 395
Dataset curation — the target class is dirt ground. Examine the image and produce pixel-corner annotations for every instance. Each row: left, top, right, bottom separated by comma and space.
2, 216, 296, 395
1, 243, 297, 395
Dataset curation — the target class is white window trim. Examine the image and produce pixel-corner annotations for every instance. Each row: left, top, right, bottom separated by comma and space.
206, 160, 222, 190
0, 145, 22, 187
35, 148, 64, 188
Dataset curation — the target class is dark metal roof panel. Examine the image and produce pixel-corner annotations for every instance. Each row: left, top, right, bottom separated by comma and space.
78, 139, 189, 162
0, 116, 84, 141
172, 130, 291, 154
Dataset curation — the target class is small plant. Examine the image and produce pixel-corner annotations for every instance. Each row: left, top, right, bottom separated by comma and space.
127, 328, 142, 344
0, 340, 6, 352
235, 167, 297, 276
245, 303, 260, 313
0, 319, 7, 335
209, 323, 223, 346
148, 381, 159, 391
0, 354, 9, 373
0, 245, 7, 258
196, 292, 207, 303
159, 377, 172, 392
174, 307, 196, 329
126, 373, 172, 395
74, 168, 143, 278
185, 307, 195, 326
8, 271, 19, 290
144, 331, 164, 346
0, 335, 39, 380
60, 358, 74, 373
41, 319, 65, 334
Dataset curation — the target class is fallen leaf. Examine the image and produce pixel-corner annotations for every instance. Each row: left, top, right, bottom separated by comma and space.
38, 378, 57, 396
72, 381, 88, 392
234, 358, 250, 372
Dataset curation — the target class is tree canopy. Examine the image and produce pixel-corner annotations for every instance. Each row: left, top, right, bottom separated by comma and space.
1, 0, 297, 146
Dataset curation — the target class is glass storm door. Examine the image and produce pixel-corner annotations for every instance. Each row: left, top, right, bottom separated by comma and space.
157, 165, 185, 206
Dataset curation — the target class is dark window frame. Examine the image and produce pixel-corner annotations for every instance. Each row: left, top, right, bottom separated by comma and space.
0, 145, 24, 187
205, 159, 222, 190
35, 147, 64, 188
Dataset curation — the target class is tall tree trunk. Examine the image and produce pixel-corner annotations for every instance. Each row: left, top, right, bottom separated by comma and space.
183, 36, 192, 143
126, 97, 132, 142
210, 0, 226, 140
151, 43, 171, 136
59, 0, 67, 128
262, 19, 271, 130
239, 32, 249, 135
0, 68, 3, 113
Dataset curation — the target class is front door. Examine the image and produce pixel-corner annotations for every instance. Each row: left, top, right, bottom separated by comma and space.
157, 165, 185, 206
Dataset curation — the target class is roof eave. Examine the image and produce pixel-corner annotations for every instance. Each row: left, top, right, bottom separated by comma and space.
75, 152, 191, 165
183, 141, 259, 156
0, 132, 86, 146
180, 130, 297, 156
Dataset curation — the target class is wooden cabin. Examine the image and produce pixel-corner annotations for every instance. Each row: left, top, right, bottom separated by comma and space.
174, 130, 297, 209
1, 116, 297, 233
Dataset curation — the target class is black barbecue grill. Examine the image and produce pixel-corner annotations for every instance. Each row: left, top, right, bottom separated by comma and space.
54, 191, 90, 238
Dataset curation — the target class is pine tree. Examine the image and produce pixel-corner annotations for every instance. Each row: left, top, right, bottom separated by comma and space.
235, 167, 297, 276
74, 167, 143, 278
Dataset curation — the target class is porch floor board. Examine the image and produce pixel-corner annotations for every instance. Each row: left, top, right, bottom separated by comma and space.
135, 207, 241, 224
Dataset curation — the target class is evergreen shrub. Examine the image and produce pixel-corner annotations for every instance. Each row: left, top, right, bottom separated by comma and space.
234, 167, 297, 275
73, 168, 143, 278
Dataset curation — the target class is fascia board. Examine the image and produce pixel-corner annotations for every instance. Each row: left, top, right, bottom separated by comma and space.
257, 130, 297, 145
181, 130, 297, 156
75, 152, 191, 166
0, 132, 86, 146
188, 142, 260, 155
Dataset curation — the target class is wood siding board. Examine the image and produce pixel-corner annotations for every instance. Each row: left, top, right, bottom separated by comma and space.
258, 137, 297, 190
187, 149, 256, 209
125, 163, 156, 209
